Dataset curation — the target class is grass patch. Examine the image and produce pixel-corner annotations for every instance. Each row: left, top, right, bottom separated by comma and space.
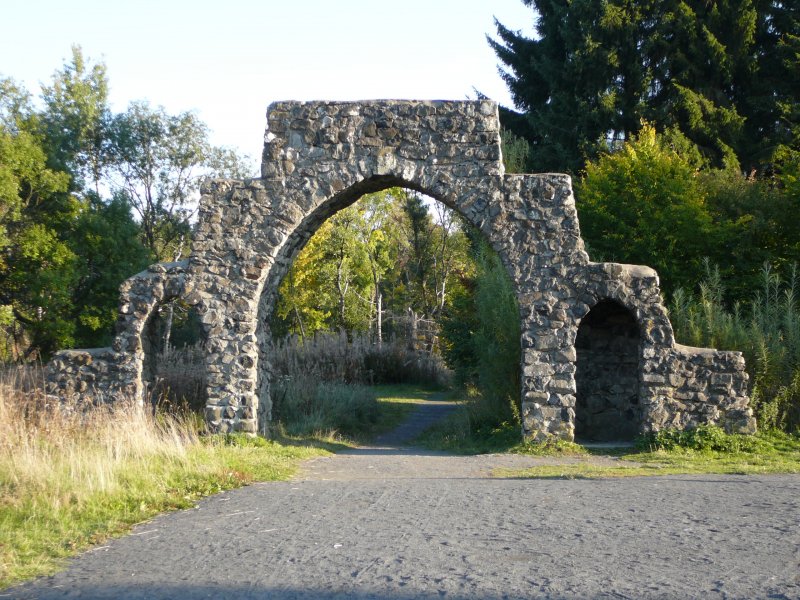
0, 371, 329, 590
415, 400, 800, 477
414, 401, 522, 454
496, 429, 800, 479
370, 384, 440, 438
274, 384, 441, 446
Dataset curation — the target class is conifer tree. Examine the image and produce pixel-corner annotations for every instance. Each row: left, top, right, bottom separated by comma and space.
491, 0, 798, 173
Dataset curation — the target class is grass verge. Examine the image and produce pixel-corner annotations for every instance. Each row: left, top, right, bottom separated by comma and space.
416, 400, 800, 477
0, 372, 329, 590
500, 430, 800, 479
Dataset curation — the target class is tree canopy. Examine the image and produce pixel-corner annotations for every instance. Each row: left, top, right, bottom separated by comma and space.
0, 47, 252, 359
491, 0, 799, 174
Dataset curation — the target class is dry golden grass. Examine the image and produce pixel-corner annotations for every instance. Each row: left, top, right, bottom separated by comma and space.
0, 365, 326, 589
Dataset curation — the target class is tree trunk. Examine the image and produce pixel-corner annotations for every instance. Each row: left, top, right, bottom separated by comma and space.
376, 290, 383, 348
407, 307, 418, 352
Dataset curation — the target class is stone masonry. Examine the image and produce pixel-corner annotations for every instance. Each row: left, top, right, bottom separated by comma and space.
45, 100, 756, 440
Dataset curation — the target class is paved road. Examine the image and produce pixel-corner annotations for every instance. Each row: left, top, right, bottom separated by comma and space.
8, 402, 800, 599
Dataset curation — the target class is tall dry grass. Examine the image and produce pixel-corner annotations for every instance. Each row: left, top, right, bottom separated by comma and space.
148, 342, 208, 411
0, 365, 324, 587
268, 332, 450, 439
0, 366, 200, 507
270, 331, 450, 387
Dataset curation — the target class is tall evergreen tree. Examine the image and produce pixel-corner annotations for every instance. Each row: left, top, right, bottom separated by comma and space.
491, 0, 798, 173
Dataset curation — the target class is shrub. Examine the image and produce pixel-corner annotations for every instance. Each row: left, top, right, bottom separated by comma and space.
441, 242, 521, 428
670, 263, 800, 432
638, 424, 765, 453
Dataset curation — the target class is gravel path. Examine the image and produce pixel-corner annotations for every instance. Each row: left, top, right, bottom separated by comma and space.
8, 400, 800, 599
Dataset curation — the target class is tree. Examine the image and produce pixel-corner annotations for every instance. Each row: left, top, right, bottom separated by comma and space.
108, 102, 207, 259
0, 81, 77, 356
108, 102, 254, 260
490, 0, 648, 173
68, 194, 151, 347
491, 0, 798, 173
576, 124, 716, 296
40, 45, 112, 197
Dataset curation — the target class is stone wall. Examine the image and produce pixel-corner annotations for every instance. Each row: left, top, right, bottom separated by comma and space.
45, 99, 757, 440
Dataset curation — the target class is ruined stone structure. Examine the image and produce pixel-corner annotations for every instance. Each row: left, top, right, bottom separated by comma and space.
46, 100, 756, 440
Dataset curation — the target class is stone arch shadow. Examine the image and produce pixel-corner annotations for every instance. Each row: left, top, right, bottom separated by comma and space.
46, 100, 756, 441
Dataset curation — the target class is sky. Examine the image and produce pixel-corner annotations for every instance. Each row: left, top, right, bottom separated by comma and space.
2, 0, 536, 166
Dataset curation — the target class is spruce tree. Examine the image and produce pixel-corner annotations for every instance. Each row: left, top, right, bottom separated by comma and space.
491, 0, 798, 173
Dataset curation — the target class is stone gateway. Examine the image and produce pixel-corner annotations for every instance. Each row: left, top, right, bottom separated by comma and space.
46, 100, 756, 441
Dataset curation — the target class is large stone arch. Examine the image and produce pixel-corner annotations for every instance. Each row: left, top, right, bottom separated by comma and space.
46, 100, 757, 441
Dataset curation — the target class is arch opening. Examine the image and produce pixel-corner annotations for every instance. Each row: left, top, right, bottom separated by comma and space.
141, 299, 207, 411
254, 178, 521, 436
574, 299, 641, 442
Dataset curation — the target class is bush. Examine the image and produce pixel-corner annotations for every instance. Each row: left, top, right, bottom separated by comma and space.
576, 124, 716, 297
670, 263, 800, 432
441, 242, 521, 428
638, 424, 765, 453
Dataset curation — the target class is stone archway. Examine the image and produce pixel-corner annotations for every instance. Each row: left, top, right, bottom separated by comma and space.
45, 100, 757, 441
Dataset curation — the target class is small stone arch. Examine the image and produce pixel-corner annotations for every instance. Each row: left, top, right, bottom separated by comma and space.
45, 100, 757, 441
574, 299, 642, 442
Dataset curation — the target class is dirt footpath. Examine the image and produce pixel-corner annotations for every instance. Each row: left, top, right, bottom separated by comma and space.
8, 401, 800, 599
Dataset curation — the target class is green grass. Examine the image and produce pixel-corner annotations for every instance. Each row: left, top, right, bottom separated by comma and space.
414, 398, 800, 478
273, 383, 438, 447
496, 430, 800, 479
413, 400, 522, 454
1, 436, 327, 588
0, 398, 330, 590
370, 384, 445, 436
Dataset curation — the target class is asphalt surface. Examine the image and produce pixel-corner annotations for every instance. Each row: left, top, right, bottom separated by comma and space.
8, 400, 800, 600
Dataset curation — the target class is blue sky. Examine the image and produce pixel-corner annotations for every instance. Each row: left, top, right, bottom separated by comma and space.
2, 0, 536, 163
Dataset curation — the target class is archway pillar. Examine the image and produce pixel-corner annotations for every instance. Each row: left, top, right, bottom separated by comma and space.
519, 294, 580, 442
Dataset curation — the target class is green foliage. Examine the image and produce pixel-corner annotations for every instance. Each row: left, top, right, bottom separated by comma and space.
577, 124, 715, 296
440, 239, 521, 428
472, 245, 521, 424
500, 127, 530, 173
492, 0, 798, 173
69, 196, 151, 347
273, 188, 472, 357
670, 264, 800, 432
0, 48, 251, 359
700, 168, 800, 302
109, 102, 207, 259
638, 424, 765, 453
39, 45, 111, 194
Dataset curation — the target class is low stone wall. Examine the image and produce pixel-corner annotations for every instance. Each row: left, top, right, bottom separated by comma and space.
656, 344, 755, 433
45, 347, 128, 405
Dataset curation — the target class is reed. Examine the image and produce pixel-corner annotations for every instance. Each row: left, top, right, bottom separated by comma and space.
670, 262, 800, 431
